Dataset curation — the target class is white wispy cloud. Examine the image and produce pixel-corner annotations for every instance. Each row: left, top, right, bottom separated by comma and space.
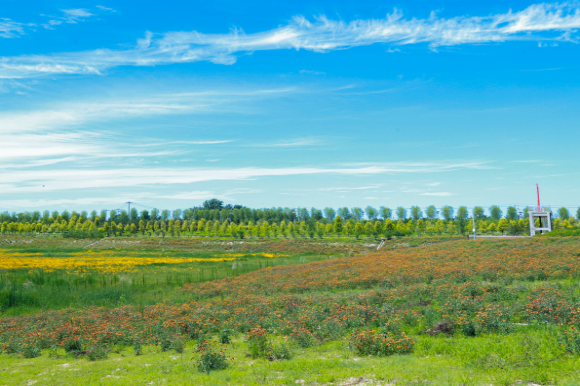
62, 9, 94, 22
299, 69, 326, 75
316, 185, 382, 191
420, 192, 455, 196
0, 197, 123, 209
0, 163, 490, 194
0, 87, 295, 166
96, 6, 117, 13
0, 18, 28, 38
1, 2, 579, 78
250, 138, 319, 147
40, 9, 95, 29
0, 87, 293, 134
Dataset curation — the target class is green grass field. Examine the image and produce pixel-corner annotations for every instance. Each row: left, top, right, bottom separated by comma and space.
1, 235, 580, 385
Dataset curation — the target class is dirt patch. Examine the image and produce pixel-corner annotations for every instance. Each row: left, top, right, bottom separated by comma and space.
422, 320, 455, 336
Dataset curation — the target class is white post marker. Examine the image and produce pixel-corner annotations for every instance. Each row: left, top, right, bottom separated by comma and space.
472, 208, 476, 240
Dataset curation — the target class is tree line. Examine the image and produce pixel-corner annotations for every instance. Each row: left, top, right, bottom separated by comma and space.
1, 199, 579, 238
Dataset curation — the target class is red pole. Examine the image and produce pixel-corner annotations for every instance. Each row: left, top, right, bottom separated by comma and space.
536, 183, 541, 211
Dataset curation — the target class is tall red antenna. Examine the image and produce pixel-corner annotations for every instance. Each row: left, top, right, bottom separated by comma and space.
536, 183, 541, 211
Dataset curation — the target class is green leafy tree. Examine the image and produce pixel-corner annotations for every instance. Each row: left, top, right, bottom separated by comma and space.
364, 222, 373, 236
385, 219, 394, 232
365, 206, 378, 220
435, 220, 445, 235
441, 206, 454, 221
497, 219, 508, 234
416, 219, 425, 234
374, 220, 382, 235
456, 206, 468, 220
473, 206, 485, 219
351, 208, 364, 221
396, 219, 407, 233
489, 205, 502, 220
379, 206, 392, 220
333, 215, 343, 235
425, 205, 437, 219
203, 199, 224, 210
344, 222, 353, 237
354, 222, 364, 239
396, 207, 406, 220
338, 207, 350, 220
447, 222, 457, 235
410, 206, 422, 220
506, 206, 518, 221
558, 207, 570, 220
323, 207, 336, 221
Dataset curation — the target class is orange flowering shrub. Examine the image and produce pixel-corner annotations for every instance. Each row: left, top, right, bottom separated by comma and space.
183, 239, 580, 298
348, 329, 414, 356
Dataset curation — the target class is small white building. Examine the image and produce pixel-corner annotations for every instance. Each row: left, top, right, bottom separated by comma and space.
528, 207, 552, 236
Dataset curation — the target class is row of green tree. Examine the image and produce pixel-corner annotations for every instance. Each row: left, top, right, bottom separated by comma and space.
1, 199, 578, 227
2, 213, 577, 238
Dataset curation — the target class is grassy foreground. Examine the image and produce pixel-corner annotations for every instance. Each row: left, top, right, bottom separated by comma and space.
2, 237, 580, 385
2, 328, 580, 385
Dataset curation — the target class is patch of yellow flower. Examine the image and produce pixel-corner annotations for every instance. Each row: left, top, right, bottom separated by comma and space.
0, 249, 234, 274
219, 252, 289, 258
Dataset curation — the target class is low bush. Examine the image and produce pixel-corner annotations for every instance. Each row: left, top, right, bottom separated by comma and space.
247, 328, 270, 359
348, 328, 414, 356
87, 346, 108, 361
63, 339, 83, 353
269, 343, 292, 360
560, 327, 580, 354
172, 339, 184, 353
21, 344, 41, 358
476, 304, 514, 334
290, 327, 317, 348
195, 342, 230, 373
219, 328, 231, 344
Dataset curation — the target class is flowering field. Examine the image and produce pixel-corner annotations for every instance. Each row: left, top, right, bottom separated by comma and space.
2, 238, 580, 385
0, 249, 289, 274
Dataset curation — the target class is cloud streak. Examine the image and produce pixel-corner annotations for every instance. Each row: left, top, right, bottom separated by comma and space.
0, 162, 490, 194
1, 2, 579, 78
0, 19, 27, 38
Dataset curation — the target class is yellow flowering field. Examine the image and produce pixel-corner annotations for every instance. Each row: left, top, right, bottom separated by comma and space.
219, 252, 289, 258
0, 249, 238, 274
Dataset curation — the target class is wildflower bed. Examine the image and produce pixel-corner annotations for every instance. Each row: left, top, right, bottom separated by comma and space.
0, 249, 289, 274
3, 238, 580, 385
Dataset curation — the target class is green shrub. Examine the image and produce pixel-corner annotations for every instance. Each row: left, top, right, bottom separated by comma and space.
64, 339, 83, 353
247, 327, 270, 358
319, 319, 345, 341
219, 329, 231, 344
22, 344, 41, 359
269, 343, 292, 361
290, 327, 317, 348
195, 342, 230, 373
87, 346, 108, 361
172, 339, 184, 354
160, 336, 172, 352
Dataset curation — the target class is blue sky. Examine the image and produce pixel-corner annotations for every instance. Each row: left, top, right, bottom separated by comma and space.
1, 0, 579, 215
